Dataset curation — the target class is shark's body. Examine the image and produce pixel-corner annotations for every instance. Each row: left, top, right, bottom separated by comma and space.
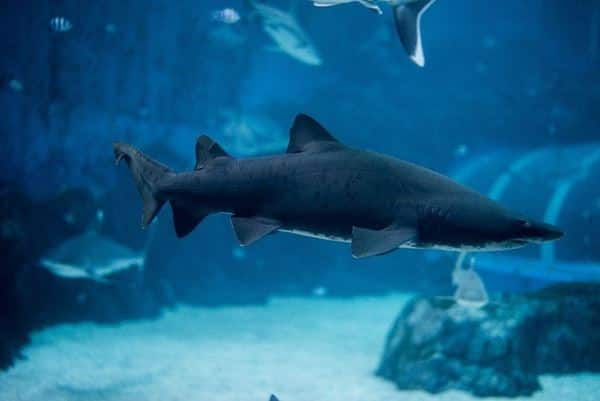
248, 0, 322, 65
114, 114, 562, 259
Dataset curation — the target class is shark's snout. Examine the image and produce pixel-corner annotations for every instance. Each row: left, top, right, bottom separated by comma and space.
516, 220, 563, 243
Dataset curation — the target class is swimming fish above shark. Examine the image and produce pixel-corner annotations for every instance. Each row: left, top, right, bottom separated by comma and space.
310, 0, 437, 67
114, 114, 562, 259
246, 0, 322, 66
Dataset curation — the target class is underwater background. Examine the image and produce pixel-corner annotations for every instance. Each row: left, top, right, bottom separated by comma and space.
1, 0, 599, 400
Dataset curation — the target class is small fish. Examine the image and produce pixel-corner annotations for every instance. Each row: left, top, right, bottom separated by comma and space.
212, 8, 241, 24
49, 16, 72, 32
454, 144, 469, 157
8, 79, 23, 93
104, 23, 117, 34
312, 286, 328, 297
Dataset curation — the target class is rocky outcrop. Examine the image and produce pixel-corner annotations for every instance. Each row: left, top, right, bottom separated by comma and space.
377, 283, 600, 398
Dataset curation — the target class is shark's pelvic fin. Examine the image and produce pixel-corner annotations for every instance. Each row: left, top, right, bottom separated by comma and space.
393, 0, 436, 67
231, 216, 281, 246
351, 225, 416, 258
287, 114, 344, 154
195, 135, 232, 170
171, 203, 209, 238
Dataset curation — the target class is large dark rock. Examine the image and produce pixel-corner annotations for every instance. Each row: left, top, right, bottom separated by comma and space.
377, 283, 600, 398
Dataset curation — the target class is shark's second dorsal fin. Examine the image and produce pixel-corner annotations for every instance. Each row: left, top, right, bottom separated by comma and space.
195, 135, 232, 170
287, 114, 344, 154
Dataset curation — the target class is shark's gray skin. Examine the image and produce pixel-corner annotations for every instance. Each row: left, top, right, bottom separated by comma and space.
114, 114, 562, 259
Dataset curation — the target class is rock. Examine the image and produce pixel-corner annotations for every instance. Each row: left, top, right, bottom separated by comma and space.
377, 283, 600, 397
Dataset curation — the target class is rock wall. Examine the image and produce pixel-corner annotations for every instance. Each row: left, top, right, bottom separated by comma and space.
377, 283, 600, 397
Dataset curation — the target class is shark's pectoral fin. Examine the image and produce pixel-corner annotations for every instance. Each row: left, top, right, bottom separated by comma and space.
231, 216, 281, 246
351, 225, 416, 258
393, 0, 436, 67
170, 203, 209, 238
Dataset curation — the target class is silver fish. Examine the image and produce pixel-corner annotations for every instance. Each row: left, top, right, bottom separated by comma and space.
212, 8, 241, 24
8, 79, 23, 93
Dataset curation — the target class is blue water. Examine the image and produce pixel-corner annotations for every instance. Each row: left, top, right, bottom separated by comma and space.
1, 1, 599, 400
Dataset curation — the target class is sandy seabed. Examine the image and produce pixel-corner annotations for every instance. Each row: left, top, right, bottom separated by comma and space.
1, 294, 599, 401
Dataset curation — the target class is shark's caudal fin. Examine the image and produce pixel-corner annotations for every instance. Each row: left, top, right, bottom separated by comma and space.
114, 143, 173, 228
392, 0, 436, 67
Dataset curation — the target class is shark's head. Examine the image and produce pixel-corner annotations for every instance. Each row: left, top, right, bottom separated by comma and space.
510, 218, 564, 244
418, 194, 563, 251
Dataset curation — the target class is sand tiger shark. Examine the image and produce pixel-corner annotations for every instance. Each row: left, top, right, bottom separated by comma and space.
114, 114, 562, 259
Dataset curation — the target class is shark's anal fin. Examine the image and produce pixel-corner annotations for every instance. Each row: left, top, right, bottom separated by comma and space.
287, 114, 345, 154
195, 135, 232, 170
231, 216, 281, 246
351, 225, 416, 258
393, 0, 436, 67
170, 203, 209, 238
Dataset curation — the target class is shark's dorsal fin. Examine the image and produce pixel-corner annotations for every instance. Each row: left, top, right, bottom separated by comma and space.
287, 114, 344, 154
195, 135, 232, 170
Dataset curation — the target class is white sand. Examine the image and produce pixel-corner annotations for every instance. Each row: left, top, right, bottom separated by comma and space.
1, 294, 599, 401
